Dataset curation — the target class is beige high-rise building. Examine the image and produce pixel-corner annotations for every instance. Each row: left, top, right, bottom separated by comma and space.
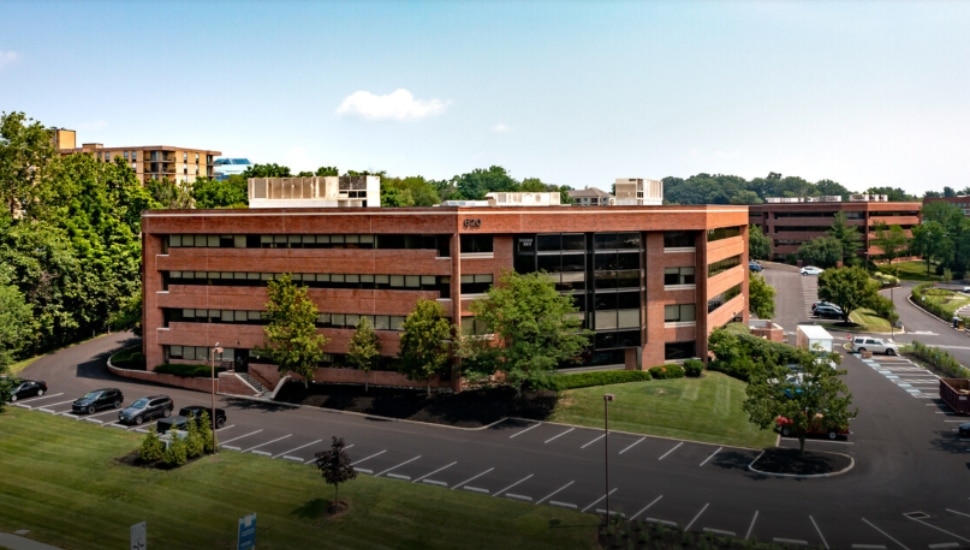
53, 129, 220, 185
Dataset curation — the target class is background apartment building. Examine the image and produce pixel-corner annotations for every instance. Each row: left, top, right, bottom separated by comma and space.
141, 183, 749, 386
53, 128, 220, 185
749, 195, 921, 262
923, 195, 970, 217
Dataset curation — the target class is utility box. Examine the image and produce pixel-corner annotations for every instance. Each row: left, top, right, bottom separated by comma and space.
796, 325, 834, 354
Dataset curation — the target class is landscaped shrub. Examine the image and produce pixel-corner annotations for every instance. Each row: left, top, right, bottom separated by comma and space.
550, 370, 652, 391
911, 283, 966, 321
162, 433, 188, 467
909, 340, 970, 378
683, 358, 704, 377
111, 347, 146, 370
708, 326, 804, 382
154, 363, 228, 377
139, 430, 165, 463
648, 364, 685, 379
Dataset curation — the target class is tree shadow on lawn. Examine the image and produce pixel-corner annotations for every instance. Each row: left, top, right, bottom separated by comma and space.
274, 381, 559, 428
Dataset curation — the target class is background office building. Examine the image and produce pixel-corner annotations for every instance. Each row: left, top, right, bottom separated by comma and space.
749, 195, 921, 262
141, 183, 749, 386
53, 128, 220, 185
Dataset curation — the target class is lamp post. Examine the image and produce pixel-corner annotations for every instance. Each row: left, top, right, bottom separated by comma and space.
890, 285, 895, 338
603, 393, 615, 522
210, 342, 224, 453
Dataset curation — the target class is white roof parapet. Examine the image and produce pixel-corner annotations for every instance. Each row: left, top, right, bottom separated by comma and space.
613, 177, 663, 206
484, 192, 562, 206
248, 176, 381, 208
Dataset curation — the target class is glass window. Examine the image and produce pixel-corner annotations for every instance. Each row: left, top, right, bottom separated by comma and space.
537, 234, 561, 251
460, 234, 493, 254
665, 304, 696, 322
664, 231, 694, 248
617, 309, 640, 328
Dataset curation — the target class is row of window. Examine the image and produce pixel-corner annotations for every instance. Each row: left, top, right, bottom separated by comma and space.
708, 255, 742, 278
664, 304, 696, 323
167, 233, 451, 255
707, 227, 742, 242
164, 308, 409, 331
663, 231, 696, 248
166, 345, 237, 362
664, 267, 696, 286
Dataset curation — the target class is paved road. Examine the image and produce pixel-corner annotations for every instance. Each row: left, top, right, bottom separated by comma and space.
13, 274, 970, 549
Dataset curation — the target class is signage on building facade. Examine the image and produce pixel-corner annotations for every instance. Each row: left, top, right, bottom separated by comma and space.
463, 218, 482, 229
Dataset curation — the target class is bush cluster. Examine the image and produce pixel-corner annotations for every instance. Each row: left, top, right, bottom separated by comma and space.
708, 326, 803, 382
154, 363, 228, 378
909, 340, 970, 378
648, 364, 686, 380
683, 358, 704, 377
137, 412, 213, 468
911, 283, 964, 321
110, 347, 146, 370
550, 370, 652, 391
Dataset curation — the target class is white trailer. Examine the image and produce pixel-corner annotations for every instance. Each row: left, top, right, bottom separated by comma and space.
796, 324, 834, 354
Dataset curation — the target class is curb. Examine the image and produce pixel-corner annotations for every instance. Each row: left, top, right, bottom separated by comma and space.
747, 449, 856, 479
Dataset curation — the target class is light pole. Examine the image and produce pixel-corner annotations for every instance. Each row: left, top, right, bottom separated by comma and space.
210, 342, 223, 453
603, 393, 615, 522
890, 285, 895, 338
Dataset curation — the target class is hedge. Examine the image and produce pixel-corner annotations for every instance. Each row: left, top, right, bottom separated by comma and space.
549, 370, 652, 391
911, 283, 968, 321
110, 347, 146, 370
648, 364, 686, 380
909, 340, 970, 378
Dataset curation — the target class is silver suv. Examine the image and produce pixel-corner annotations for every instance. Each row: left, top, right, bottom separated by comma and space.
119, 395, 174, 425
851, 336, 898, 356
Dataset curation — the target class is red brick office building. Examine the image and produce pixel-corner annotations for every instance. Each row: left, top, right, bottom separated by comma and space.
141, 203, 750, 386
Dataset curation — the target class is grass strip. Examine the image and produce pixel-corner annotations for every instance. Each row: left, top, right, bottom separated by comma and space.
0, 408, 599, 550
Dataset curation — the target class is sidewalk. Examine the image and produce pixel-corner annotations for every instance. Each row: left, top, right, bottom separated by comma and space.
0, 532, 63, 550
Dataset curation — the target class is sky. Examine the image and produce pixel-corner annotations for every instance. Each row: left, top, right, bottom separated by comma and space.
2, 0, 969, 195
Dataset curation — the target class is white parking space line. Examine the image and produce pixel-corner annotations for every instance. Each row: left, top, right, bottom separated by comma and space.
658, 442, 683, 461
493, 474, 533, 498
646, 518, 677, 527
23, 393, 65, 402
928, 544, 961, 549
745, 510, 759, 540
509, 422, 541, 439
421, 479, 448, 487
549, 501, 577, 510
38, 399, 75, 410
908, 516, 970, 544
581, 488, 616, 513
704, 528, 735, 537
283, 456, 305, 463
630, 495, 663, 521
356, 468, 373, 474
219, 429, 264, 445
251, 450, 272, 457
862, 518, 911, 550
386, 473, 411, 481
82, 417, 103, 424
463, 486, 489, 495
699, 447, 722, 467
413, 461, 457, 484
946, 508, 970, 519
243, 434, 292, 453
452, 467, 495, 490
544, 427, 574, 444
618, 437, 645, 455
773, 538, 808, 546
536, 480, 574, 505
273, 439, 322, 459
810, 514, 830, 549
350, 450, 386, 466
505, 493, 532, 502
580, 434, 605, 449
222, 445, 241, 451
88, 409, 122, 418
375, 455, 421, 477
684, 502, 709, 532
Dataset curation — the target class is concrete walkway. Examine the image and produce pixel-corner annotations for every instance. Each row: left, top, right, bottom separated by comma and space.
0, 532, 63, 550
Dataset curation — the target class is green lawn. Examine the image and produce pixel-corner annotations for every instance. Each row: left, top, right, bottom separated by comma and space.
548, 371, 776, 449
0, 408, 599, 550
882, 260, 944, 282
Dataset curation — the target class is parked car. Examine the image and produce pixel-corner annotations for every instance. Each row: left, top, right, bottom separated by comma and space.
811, 300, 838, 313
749, 261, 763, 273
962, 286, 970, 294
118, 395, 174, 425
72, 388, 124, 414
8, 379, 47, 402
851, 336, 898, 355
813, 304, 844, 319
959, 423, 970, 438
156, 406, 227, 434
800, 266, 824, 276
776, 414, 849, 440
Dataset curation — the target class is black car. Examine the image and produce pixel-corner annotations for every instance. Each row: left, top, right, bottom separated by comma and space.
9, 379, 47, 402
72, 387, 124, 415
157, 406, 227, 434
813, 304, 844, 319
118, 395, 174, 425
959, 423, 970, 438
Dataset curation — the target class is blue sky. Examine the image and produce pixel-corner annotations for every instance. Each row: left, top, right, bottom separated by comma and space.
2, 1, 969, 195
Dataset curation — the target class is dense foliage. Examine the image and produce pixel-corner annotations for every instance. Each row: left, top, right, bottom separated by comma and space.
549, 370, 652, 390
708, 324, 804, 382
817, 267, 883, 323
398, 299, 453, 396
259, 274, 329, 387
909, 340, 970, 378
911, 283, 968, 321
911, 201, 970, 278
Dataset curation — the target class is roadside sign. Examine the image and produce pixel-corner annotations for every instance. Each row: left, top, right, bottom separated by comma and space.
130, 521, 146, 550
237, 513, 256, 550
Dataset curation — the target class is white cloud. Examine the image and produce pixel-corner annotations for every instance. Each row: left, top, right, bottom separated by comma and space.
0, 51, 18, 69
491, 123, 512, 133
335, 88, 450, 121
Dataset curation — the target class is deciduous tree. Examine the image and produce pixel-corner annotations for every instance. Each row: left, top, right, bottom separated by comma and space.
399, 299, 452, 396
260, 274, 328, 387
748, 225, 770, 260
872, 223, 908, 274
827, 212, 863, 266
315, 436, 357, 504
467, 271, 590, 394
748, 272, 775, 319
817, 267, 881, 323
797, 236, 842, 268
347, 317, 381, 392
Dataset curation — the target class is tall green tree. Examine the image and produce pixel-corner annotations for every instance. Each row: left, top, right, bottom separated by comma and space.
243, 163, 292, 178
147, 178, 194, 209
192, 175, 248, 208
0, 111, 56, 218
748, 225, 770, 260
865, 186, 916, 202
347, 317, 381, 392
399, 299, 453, 396
797, 236, 843, 268
748, 272, 775, 319
743, 348, 856, 453
314, 436, 357, 505
451, 165, 518, 200
872, 222, 908, 274
467, 271, 590, 394
0, 266, 33, 374
910, 221, 952, 275
260, 274, 328, 387
817, 267, 881, 323
827, 212, 863, 266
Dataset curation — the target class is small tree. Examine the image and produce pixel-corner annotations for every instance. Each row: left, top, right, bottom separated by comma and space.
139, 429, 165, 463
314, 436, 357, 504
162, 430, 188, 467
828, 211, 864, 266
748, 272, 776, 319
260, 274, 329, 388
748, 225, 771, 260
797, 236, 843, 268
818, 267, 881, 323
399, 300, 452, 396
347, 317, 381, 393
872, 222, 908, 275
198, 410, 216, 454
743, 348, 857, 453
468, 271, 590, 395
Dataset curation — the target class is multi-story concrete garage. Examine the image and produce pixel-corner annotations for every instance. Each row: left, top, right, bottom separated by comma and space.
140, 181, 749, 388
